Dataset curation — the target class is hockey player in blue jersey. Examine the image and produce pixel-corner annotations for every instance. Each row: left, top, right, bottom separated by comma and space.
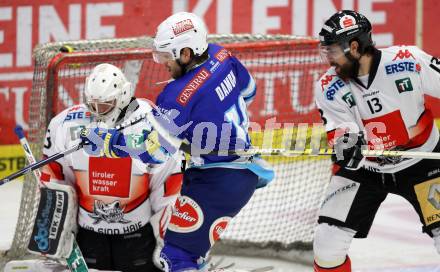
80, 12, 274, 271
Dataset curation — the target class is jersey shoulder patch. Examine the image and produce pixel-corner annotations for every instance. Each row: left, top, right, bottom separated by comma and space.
382, 46, 422, 75
63, 104, 91, 122
319, 70, 347, 101
175, 68, 212, 106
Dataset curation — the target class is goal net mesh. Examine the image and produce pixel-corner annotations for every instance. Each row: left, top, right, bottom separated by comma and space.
2, 34, 331, 265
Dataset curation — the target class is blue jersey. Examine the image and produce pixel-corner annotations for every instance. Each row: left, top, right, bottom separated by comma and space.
155, 44, 256, 165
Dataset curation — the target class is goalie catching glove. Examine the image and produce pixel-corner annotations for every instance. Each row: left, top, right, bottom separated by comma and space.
331, 132, 366, 171
80, 127, 168, 163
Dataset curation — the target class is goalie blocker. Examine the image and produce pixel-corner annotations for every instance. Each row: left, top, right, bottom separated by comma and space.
27, 180, 85, 269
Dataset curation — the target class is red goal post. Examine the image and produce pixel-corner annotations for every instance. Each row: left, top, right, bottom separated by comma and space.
4, 34, 331, 265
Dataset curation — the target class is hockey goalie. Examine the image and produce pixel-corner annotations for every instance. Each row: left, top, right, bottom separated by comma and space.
5, 63, 183, 272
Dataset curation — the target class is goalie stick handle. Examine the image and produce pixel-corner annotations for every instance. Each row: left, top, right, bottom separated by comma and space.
0, 144, 83, 186
15, 126, 90, 272
15, 125, 42, 180
0, 114, 148, 185
4, 112, 440, 186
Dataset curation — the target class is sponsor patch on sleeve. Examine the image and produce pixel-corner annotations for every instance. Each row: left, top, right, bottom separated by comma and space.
177, 68, 211, 106
215, 48, 231, 62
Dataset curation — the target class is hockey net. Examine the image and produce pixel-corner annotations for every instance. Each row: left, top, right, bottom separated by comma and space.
2, 34, 331, 266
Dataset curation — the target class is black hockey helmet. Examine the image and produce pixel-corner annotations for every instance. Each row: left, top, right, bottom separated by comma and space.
319, 10, 373, 54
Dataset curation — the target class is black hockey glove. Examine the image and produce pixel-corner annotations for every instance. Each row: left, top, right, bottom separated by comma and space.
331, 132, 366, 170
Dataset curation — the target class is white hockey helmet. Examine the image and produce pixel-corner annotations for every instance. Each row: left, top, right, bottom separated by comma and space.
84, 63, 134, 126
152, 12, 208, 64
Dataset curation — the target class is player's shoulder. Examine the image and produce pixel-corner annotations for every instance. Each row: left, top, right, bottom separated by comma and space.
161, 67, 212, 108
316, 68, 349, 102
380, 45, 424, 60
159, 43, 234, 108
49, 104, 90, 127
134, 98, 152, 111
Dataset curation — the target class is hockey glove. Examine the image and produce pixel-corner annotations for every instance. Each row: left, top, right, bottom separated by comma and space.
332, 132, 366, 170
80, 127, 125, 158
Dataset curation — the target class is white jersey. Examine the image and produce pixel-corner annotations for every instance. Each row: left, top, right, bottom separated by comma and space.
316, 46, 440, 173
42, 98, 182, 235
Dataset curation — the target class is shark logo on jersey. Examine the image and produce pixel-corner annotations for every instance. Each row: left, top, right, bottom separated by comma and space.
89, 200, 131, 224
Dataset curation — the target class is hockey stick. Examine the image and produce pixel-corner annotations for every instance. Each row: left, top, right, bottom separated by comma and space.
0, 143, 83, 186
14, 126, 41, 181
4, 110, 440, 185
238, 147, 440, 159
14, 125, 89, 272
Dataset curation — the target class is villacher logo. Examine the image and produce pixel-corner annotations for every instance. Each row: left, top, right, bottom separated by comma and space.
168, 196, 204, 233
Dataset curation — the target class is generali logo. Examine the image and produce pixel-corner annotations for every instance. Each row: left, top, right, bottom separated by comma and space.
172, 19, 195, 36
177, 68, 211, 106
168, 196, 204, 233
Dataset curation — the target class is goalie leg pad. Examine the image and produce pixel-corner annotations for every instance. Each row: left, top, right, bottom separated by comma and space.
313, 223, 356, 268
27, 182, 78, 259
159, 242, 199, 272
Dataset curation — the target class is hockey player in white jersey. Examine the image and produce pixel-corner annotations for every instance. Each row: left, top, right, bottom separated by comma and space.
314, 10, 440, 272
40, 63, 183, 271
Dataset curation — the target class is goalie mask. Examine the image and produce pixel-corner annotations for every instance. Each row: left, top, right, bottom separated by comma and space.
319, 10, 373, 63
152, 12, 208, 64
84, 63, 134, 126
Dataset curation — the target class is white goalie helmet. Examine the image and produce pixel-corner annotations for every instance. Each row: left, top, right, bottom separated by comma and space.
152, 12, 208, 64
84, 63, 134, 126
